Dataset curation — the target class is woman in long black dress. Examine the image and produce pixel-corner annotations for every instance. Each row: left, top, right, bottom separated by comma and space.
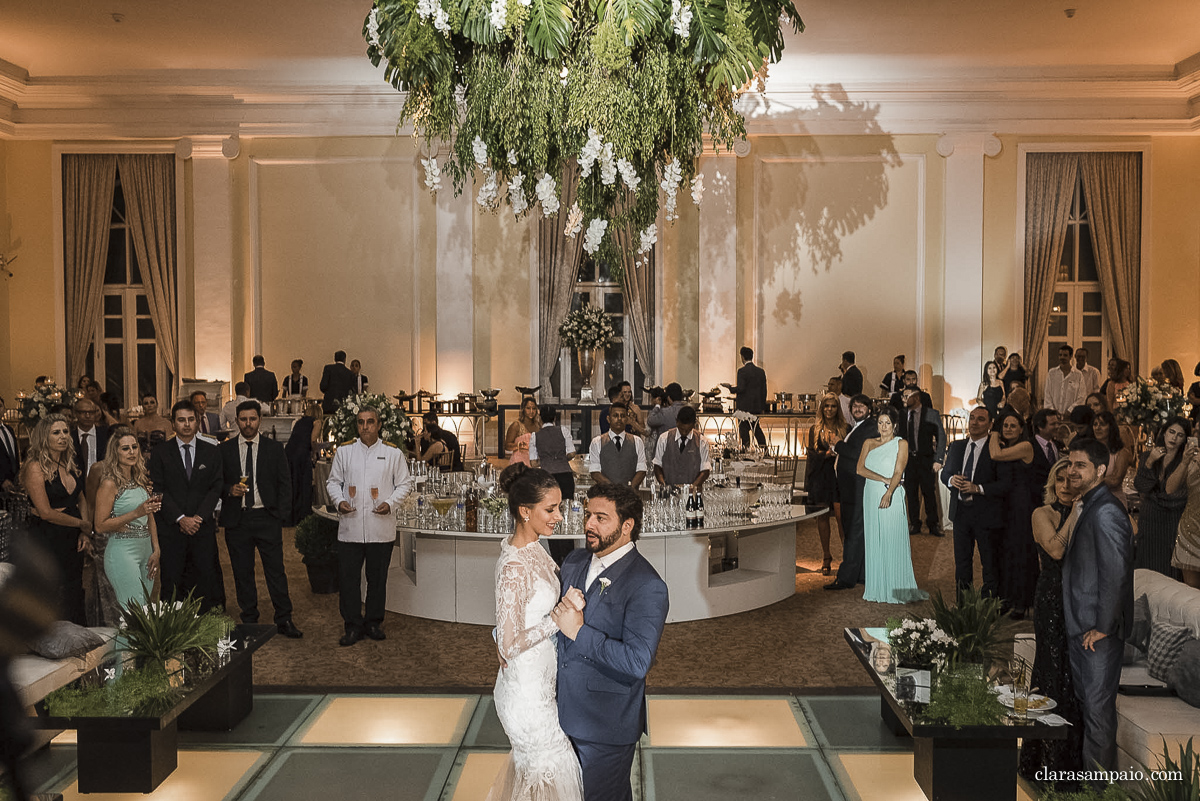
805, 393, 847, 575
987, 410, 1038, 617
973, 361, 1005, 417
284, 404, 318, 526
1133, 416, 1193, 579
21, 413, 92, 624
1018, 458, 1083, 788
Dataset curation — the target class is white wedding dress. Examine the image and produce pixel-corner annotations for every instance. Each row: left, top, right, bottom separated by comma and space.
486, 538, 584, 801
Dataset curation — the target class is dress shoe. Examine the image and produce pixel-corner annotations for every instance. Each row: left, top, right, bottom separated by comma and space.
339, 629, 363, 647
824, 580, 853, 591
276, 620, 304, 639
909, 528, 921, 537
929, 527, 945, 537
365, 625, 386, 641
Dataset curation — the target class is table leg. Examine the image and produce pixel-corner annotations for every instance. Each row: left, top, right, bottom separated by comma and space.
913, 736, 1017, 801
76, 722, 178, 794
880, 696, 908, 737
178, 657, 254, 731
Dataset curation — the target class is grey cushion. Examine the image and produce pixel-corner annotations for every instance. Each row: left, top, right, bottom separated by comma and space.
1123, 593, 1153, 665
1167, 640, 1200, 709
29, 621, 105, 660
1147, 621, 1194, 683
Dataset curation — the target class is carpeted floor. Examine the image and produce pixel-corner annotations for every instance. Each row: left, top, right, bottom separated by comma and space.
225, 516, 1026, 691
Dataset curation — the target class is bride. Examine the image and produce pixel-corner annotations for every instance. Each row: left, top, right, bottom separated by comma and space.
487, 464, 585, 801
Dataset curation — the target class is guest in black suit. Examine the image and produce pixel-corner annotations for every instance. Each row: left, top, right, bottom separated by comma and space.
219, 401, 302, 637
941, 406, 1012, 598
319, 350, 356, 413
190, 390, 223, 439
1029, 408, 1063, 506
148, 400, 225, 612
879, 355, 906, 396
72, 397, 111, 479
284, 404, 318, 526
721, 346, 768, 447
901, 389, 945, 536
889, 369, 920, 409
1062, 437, 1133, 771
244, 355, 279, 405
0, 395, 19, 491
838, 351, 864, 423
826, 394, 878, 590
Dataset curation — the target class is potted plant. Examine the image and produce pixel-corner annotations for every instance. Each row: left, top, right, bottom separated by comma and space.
294, 513, 339, 594
929, 587, 1010, 672
1126, 737, 1198, 801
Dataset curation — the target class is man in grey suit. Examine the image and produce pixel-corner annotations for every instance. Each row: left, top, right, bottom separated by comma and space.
722, 346, 768, 447
1062, 437, 1133, 771
319, 350, 356, 413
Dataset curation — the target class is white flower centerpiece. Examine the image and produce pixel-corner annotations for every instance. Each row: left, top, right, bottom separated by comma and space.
888, 618, 958, 671
559, 302, 615, 405
1115, 376, 1192, 440
18, 380, 69, 427
325, 393, 414, 451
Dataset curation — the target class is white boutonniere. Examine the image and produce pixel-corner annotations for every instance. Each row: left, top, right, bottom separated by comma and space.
597, 577, 612, 598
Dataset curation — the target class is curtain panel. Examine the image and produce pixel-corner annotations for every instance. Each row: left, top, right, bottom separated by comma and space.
611, 223, 655, 381
537, 164, 584, 391
62, 154, 118, 384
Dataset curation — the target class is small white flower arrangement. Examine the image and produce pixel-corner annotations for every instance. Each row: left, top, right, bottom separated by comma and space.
579, 129, 604, 178
670, 0, 693, 39
599, 143, 617, 186
476, 169, 500, 208
597, 577, 613, 598
616, 158, 640, 193
18, 381, 69, 428
1115, 377, 1192, 433
559, 302, 615, 352
887, 618, 958, 670
325, 392, 414, 450
488, 0, 507, 31
535, 173, 561, 216
472, 136, 489, 169
508, 172, 529, 216
690, 172, 705, 205
660, 158, 684, 221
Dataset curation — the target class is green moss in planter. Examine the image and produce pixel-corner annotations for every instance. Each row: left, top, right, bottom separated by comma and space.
44, 661, 184, 718
1039, 784, 1127, 801
294, 513, 339, 564
920, 666, 1007, 728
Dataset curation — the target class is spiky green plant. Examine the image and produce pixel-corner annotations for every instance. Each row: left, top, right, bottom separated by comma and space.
118, 590, 231, 665
1125, 737, 1199, 801
929, 587, 1011, 667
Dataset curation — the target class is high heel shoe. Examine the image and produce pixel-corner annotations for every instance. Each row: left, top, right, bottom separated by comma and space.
821, 558, 832, 576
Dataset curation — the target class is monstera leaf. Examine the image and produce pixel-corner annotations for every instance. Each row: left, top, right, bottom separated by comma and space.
741, 0, 803, 62
600, 0, 663, 46
688, 0, 729, 65
526, 0, 573, 58
460, 0, 502, 45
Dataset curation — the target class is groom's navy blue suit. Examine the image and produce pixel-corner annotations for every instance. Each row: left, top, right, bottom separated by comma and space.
557, 544, 668, 801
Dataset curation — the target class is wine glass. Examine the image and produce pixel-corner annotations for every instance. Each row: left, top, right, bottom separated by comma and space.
348, 485, 357, 512
370, 486, 380, 512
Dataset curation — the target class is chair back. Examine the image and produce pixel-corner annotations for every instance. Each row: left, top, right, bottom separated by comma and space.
772, 455, 801, 494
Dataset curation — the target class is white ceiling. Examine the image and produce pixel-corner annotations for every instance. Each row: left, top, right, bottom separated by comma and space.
2, 0, 1199, 137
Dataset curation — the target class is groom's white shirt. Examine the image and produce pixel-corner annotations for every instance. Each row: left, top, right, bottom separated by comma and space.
585, 541, 636, 589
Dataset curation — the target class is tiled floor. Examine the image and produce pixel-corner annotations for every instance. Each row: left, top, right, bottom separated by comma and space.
18, 692, 1038, 800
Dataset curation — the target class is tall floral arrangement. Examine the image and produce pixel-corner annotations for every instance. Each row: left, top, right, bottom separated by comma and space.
17, 381, 69, 427
1115, 377, 1192, 436
363, 0, 802, 277
558, 302, 615, 352
325, 393, 414, 450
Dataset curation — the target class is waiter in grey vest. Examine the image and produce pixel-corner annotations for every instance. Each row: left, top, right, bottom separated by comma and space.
653, 405, 711, 492
529, 404, 578, 564
587, 402, 648, 489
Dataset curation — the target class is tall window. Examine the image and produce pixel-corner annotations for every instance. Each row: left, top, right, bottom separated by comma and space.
85, 173, 171, 406
1045, 173, 1109, 372
549, 257, 646, 400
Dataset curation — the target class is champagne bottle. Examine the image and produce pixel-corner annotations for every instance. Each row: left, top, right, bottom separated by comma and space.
696, 490, 705, 527
685, 490, 698, 528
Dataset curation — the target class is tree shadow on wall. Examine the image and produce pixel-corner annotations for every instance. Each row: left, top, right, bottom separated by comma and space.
741, 84, 901, 327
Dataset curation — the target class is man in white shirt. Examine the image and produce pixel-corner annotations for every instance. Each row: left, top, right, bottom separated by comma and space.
1075, 347, 1102, 398
1044, 344, 1088, 414
652, 405, 711, 492
221, 383, 256, 431
326, 406, 413, 646
587, 403, 647, 488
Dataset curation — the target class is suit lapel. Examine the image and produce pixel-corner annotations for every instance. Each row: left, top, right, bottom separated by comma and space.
587, 546, 641, 603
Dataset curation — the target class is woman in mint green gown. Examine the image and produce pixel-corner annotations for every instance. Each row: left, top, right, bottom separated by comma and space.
857, 406, 929, 604
93, 430, 162, 608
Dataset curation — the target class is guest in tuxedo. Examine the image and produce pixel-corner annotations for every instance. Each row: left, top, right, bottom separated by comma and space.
902, 389, 945, 537
941, 406, 1012, 598
721, 346, 768, 447
148, 400, 225, 611
220, 383, 256, 431
319, 350, 356, 413
283, 359, 308, 398
1029, 408, 1063, 505
825, 394, 878, 591
838, 351, 864, 423
284, 402, 319, 525
0, 395, 19, 491
349, 359, 369, 394
589, 402, 648, 489
1074, 348, 1102, 397
189, 391, 222, 438
1044, 344, 1087, 414
879, 355, 905, 396
220, 401, 302, 637
1062, 437, 1134, 771
72, 397, 110, 479
653, 405, 710, 492
243, 355, 279, 405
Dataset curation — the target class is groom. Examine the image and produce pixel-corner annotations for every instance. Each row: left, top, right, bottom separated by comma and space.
551, 483, 669, 801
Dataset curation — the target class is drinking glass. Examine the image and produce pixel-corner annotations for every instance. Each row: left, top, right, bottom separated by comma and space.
431, 494, 457, 529
347, 485, 357, 512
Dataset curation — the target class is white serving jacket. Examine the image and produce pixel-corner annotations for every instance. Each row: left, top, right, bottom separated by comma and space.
326, 438, 414, 543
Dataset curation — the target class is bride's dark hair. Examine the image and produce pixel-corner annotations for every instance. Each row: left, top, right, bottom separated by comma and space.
498, 463, 560, 519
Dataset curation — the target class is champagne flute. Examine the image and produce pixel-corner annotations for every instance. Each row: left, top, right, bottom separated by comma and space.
348, 484, 357, 512
370, 486, 380, 512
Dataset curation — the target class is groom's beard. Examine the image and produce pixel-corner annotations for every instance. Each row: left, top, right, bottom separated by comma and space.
586, 525, 622, 553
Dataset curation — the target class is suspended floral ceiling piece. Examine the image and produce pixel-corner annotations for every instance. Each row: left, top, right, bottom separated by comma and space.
364, 0, 802, 275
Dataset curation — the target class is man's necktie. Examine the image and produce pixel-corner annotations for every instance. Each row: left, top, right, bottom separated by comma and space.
909, 412, 917, 445
201, 415, 208, 434
962, 442, 977, 490
245, 442, 255, 506
81, 432, 91, 471
183, 443, 193, 479
1045, 441, 1056, 463
613, 436, 622, 452
679, 436, 687, 453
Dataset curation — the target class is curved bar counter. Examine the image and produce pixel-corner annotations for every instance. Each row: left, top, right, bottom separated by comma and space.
316, 506, 827, 625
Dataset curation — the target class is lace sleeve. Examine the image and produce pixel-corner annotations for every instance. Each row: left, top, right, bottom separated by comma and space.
496, 557, 558, 661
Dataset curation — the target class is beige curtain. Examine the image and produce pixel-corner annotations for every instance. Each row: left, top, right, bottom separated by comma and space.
538, 164, 584, 391
62, 154, 118, 383
1022, 153, 1078, 400
611, 223, 655, 382
117, 154, 179, 381
1079, 152, 1141, 376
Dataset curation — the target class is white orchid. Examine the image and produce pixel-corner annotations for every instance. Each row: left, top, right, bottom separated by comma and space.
616, 158, 640, 192
507, 149, 519, 166
583, 218, 608, 254
366, 7, 384, 49
579, 129, 603, 178
660, 158, 684, 221
472, 136, 489, 169
508, 172, 529, 216
599, 142, 617, 186
535, 172, 560, 216
564, 202, 584, 238
690, 172, 704, 205
489, 0, 507, 30
670, 0, 693, 39
477, 169, 500, 208
421, 157, 442, 191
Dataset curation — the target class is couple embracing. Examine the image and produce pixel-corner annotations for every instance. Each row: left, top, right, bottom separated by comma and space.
488, 465, 668, 801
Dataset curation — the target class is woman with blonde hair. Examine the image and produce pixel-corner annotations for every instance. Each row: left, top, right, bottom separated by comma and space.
21, 413, 91, 624
92, 428, 161, 614
504, 396, 541, 466
805, 393, 848, 574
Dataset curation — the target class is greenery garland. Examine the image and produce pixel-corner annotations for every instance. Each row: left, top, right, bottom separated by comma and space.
364, 0, 802, 276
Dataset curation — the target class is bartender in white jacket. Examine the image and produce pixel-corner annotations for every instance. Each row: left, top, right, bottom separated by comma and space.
326, 406, 413, 647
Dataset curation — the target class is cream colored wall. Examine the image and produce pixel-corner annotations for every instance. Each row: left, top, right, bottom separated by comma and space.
1, 141, 56, 398
1145, 137, 1200, 376
472, 207, 531, 396
0, 139, 9, 398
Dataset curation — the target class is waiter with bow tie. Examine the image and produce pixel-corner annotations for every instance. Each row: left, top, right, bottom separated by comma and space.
0, 395, 19, 491
653, 405, 711, 493
587, 402, 648, 490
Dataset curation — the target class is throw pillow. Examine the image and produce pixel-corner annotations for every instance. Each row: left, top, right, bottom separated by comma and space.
1147, 621, 1194, 683
29, 621, 105, 660
1122, 593, 1153, 665
1167, 640, 1200, 709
